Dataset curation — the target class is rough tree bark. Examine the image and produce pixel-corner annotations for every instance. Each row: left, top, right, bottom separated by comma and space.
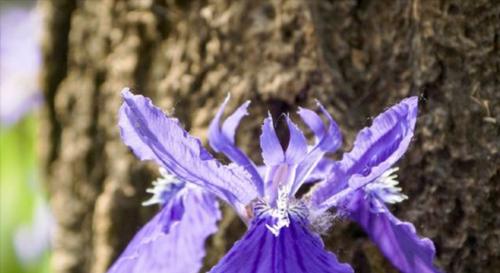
39, 0, 499, 273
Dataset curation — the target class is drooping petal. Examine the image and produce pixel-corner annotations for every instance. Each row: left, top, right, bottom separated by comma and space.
312, 97, 418, 210
107, 187, 221, 273
292, 102, 342, 195
284, 115, 308, 164
260, 114, 285, 166
348, 192, 442, 273
119, 88, 259, 207
208, 95, 264, 195
209, 215, 353, 273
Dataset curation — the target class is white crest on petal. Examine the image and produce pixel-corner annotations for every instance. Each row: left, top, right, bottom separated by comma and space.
364, 167, 408, 207
142, 168, 185, 206
265, 186, 290, 236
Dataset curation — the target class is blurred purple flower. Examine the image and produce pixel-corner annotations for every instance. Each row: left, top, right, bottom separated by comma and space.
13, 200, 54, 265
111, 88, 442, 273
0, 6, 42, 126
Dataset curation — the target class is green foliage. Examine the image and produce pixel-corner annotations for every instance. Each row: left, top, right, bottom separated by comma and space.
0, 116, 52, 273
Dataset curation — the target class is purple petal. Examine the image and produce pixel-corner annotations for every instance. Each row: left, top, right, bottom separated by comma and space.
221, 97, 250, 143
284, 115, 308, 164
107, 187, 221, 273
208, 95, 264, 195
297, 107, 326, 141
300, 101, 342, 153
348, 192, 442, 273
312, 97, 418, 209
209, 215, 353, 273
260, 114, 285, 166
0, 7, 42, 126
301, 158, 336, 185
119, 88, 259, 207
291, 102, 342, 195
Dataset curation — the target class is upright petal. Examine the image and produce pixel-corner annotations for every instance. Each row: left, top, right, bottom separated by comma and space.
348, 192, 442, 273
119, 89, 259, 207
221, 98, 250, 143
284, 115, 308, 164
312, 97, 418, 209
209, 215, 353, 273
107, 187, 221, 273
260, 114, 285, 166
292, 102, 342, 195
299, 101, 343, 153
297, 107, 326, 142
208, 95, 264, 195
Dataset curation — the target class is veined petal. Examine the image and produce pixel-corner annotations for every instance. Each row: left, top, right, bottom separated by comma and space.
348, 192, 442, 273
292, 102, 342, 195
298, 101, 342, 153
221, 98, 250, 143
260, 114, 285, 166
297, 107, 326, 142
301, 158, 335, 185
119, 88, 259, 207
311, 97, 418, 210
315, 101, 343, 153
208, 95, 264, 194
209, 215, 353, 273
107, 187, 221, 273
284, 115, 308, 164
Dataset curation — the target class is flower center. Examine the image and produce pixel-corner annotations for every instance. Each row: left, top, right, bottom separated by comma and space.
253, 187, 308, 236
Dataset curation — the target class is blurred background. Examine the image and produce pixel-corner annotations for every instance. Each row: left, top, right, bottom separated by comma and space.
0, 1, 52, 273
0, 1, 498, 273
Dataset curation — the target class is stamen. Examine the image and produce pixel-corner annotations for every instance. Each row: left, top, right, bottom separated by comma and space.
142, 168, 185, 206
364, 167, 408, 205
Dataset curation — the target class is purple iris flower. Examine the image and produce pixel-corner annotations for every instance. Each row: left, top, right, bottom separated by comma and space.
0, 6, 42, 126
111, 88, 442, 273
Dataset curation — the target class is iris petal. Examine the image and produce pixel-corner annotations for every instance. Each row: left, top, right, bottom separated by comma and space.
292, 102, 342, 195
260, 114, 285, 166
284, 115, 308, 164
107, 187, 221, 273
312, 97, 418, 210
348, 192, 442, 273
221, 98, 250, 143
119, 89, 259, 207
209, 95, 264, 194
297, 107, 326, 142
209, 215, 353, 273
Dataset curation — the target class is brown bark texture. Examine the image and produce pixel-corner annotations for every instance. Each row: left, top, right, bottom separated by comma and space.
39, 0, 499, 273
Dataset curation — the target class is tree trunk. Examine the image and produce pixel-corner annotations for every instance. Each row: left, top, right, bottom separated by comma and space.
40, 0, 499, 272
